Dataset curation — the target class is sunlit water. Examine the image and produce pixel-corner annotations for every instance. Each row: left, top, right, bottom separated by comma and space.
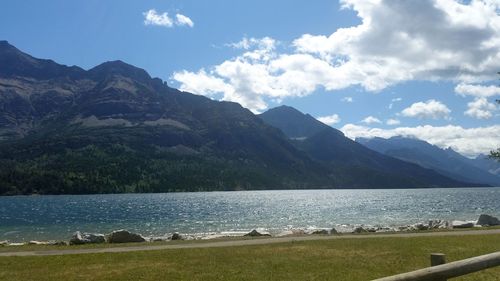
0, 187, 499, 242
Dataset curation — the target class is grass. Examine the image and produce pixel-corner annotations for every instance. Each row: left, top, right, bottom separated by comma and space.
0, 234, 499, 280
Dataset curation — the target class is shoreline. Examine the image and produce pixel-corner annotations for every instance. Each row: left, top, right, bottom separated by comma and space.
1, 185, 499, 197
1, 214, 498, 246
2, 228, 500, 257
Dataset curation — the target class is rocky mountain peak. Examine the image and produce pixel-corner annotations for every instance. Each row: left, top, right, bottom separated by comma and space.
88, 60, 152, 84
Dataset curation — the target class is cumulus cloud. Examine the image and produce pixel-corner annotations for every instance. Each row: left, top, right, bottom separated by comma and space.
401, 99, 451, 119
361, 116, 382, 124
144, 9, 173, 27
342, 96, 354, 102
341, 123, 500, 157
317, 114, 341, 125
465, 97, 497, 119
175, 14, 194, 27
172, 0, 500, 112
143, 9, 193, 28
455, 83, 500, 98
386, 118, 401, 125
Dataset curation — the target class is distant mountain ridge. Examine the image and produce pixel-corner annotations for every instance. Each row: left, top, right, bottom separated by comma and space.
259, 106, 480, 188
357, 136, 500, 186
0, 40, 481, 194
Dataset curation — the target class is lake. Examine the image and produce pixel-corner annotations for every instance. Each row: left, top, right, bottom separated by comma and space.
1, 187, 499, 242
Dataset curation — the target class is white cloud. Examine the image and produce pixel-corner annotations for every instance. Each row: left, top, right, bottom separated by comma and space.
465, 97, 497, 119
227, 37, 276, 51
361, 116, 382, 124
341, 96, 354, 102
173, 1, 500, 112
386, 118, 401, 125
341, 123, 500, 157
143, 9, 193, 28
317, 114, 341, 125
401, 99, 451, 119
144, 9, 173, 27
455, 83, 500, 98
175, 14, 194, 27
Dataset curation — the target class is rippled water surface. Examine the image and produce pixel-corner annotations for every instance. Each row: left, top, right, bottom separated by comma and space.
0, 187, 499, 241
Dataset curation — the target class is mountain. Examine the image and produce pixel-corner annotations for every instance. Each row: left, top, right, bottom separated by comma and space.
0, 41, 477, 194
260, 106, 482, 188
356, 136, 500, 186
0, 40, 333, 194
470, 154, 500, 177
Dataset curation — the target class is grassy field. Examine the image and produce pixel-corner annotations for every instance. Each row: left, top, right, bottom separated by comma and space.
0, 234, 499, 281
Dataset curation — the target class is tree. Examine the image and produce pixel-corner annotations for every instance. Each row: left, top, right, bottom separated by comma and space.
489, 93, 500, 161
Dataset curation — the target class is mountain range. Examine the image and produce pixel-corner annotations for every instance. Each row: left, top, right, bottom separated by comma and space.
357, 136, 500, 186
0, 40, 483, 194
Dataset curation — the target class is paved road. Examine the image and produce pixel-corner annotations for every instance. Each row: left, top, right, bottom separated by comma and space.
1, 229, 499, 257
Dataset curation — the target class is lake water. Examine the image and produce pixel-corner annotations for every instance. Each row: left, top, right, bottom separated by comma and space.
0, 188, 499, 242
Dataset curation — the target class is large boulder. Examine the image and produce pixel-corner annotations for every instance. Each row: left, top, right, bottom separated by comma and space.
70, 231, 106, 245
244, 229, 271, 237
477, 214, 500, 226
107, 230, 147, 243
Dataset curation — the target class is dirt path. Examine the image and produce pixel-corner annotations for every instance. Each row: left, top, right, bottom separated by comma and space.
1, 229, 499, 257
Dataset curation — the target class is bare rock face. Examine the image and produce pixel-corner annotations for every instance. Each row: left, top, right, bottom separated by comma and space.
107, 229, 147, 243
477, 214, 500, 226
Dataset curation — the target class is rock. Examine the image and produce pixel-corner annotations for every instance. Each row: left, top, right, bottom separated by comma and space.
414, 223, 429, 231
69, 231, 85, 245
330, 228, 339, 235
310, 229, 329, 235
170, 232, 183, 240
85, 233, 106, 244
276, 230, 294, 237
244, 229, 271, 237
152, 237, 168, 242
452, 220, 475, 229
428, 220, 450, 229
70, 231, 106, 245
375, 227, 396, 233
353, 226, 368, 234
107, 229, 147, 243
28, 241, 49, 245
477, 214, 500, 226
48, 240, 68, 246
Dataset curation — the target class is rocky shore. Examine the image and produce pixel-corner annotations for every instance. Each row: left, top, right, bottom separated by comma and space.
1, 214, 498, 247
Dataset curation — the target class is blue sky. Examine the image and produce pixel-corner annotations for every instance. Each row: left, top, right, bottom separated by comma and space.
1, 0, 499, 157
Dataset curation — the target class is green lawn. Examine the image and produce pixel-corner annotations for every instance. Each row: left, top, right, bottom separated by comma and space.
1, 234, 499, 281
